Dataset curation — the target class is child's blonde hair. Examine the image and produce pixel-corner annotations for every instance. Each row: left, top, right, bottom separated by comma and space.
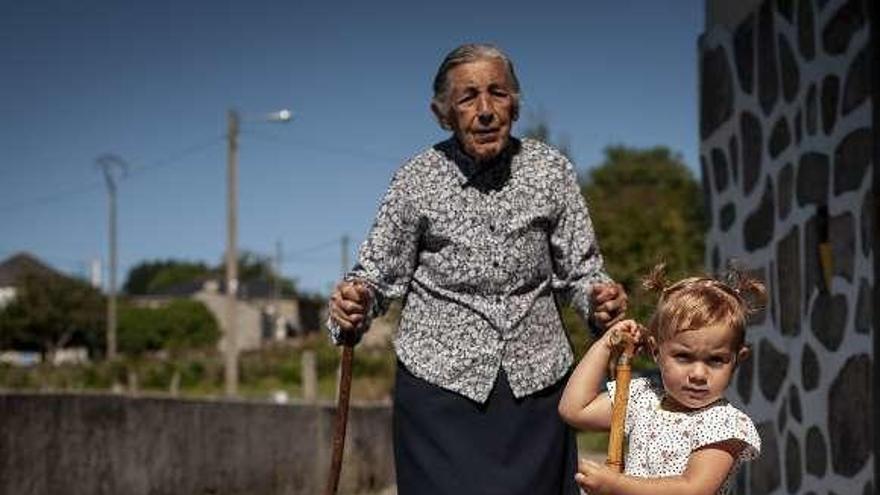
642, 263, 767, 350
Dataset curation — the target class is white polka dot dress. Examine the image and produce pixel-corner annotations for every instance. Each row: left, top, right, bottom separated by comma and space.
607, 377, 760, 494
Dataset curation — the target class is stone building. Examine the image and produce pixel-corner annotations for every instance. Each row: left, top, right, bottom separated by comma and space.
131, 278, 321, 352
699, 0, 876, 493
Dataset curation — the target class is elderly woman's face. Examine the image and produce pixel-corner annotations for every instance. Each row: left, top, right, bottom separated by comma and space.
441, 58, 516, 162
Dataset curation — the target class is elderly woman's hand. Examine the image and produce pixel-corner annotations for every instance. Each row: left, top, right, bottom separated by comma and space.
590, 283, 627, 331
329, 281, 372, 333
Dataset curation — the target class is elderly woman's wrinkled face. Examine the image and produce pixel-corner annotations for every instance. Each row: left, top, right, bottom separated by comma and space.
440, 58, 516, 163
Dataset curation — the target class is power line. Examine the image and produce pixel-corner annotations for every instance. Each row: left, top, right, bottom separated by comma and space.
282, 237, 341, 260
280, 255, 338, 265
0, 130, 398, 214
127, 134, 224, 178
0, 135, 223, 214
0, 179, 104, 213
240, 129, 401, 164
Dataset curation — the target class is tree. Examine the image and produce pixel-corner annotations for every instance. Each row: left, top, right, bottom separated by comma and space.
583, 145, 706, 321
0, 271, 105, 361
117, 305, 161, 356
124, 260, 212, 295
124, 252, 296, 297
232, 250, 297, 296
116, 299, 219, 393
118, 300, 220, 355
160, 300, 220, 351
235, 251, 274, 282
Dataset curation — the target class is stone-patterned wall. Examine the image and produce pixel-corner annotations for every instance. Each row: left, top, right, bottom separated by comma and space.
699, 0, 874, 493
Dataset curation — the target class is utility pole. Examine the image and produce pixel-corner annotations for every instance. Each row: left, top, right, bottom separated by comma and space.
274, 239, 282, 302
273, 239, 283, 340
225, 109, 240, 397
222, 107, 291, 396
96, 154, 128, 361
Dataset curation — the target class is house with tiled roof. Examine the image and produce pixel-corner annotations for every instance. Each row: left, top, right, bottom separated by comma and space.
0, 252, 90, 364
0, 252, 64, 309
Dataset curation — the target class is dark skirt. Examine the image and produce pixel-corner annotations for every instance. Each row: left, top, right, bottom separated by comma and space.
393, 362, 579, 495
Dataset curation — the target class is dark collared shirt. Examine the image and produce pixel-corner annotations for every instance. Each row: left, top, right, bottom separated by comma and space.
331, 137, 611, 402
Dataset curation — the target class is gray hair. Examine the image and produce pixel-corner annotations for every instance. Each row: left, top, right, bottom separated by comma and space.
431, 43, 521, 129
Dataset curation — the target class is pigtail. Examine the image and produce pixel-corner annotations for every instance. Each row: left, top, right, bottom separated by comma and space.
642, 261, 767, 349
642, 263, 670, 295
721, 263, 768, 315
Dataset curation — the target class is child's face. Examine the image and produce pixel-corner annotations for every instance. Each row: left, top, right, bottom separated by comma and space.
654, 323, 745, 410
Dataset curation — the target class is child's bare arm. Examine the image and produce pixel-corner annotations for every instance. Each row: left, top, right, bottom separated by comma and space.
576, 440, 745, 495
558, 319, 639, 430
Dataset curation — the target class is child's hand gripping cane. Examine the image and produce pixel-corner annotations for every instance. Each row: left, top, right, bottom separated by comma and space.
605, 321, 644, 473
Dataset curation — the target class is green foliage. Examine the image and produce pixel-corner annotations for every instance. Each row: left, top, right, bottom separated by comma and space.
234, 251, 273, 282
117, 305, 160, 355
124, 252, 296, 297
0, 271, 105, 358
162, 300, 221, 350
0, 333, 395, 402
240, 345, 301, 385
561, 305, 591, 359
118, 300, 219, 355
124, 260, 211, 295
577, 430, 610, 453
234, 251, 298, 297
583, 145, 706, 322
147, 264, 212, 294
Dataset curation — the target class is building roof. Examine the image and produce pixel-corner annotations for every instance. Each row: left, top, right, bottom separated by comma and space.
0, 252, 63, 286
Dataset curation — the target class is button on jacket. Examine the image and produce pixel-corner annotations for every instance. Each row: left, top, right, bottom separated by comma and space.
331, 137, 612, 403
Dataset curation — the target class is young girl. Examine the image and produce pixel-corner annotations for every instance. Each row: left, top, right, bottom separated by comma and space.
559, 266, 764, 495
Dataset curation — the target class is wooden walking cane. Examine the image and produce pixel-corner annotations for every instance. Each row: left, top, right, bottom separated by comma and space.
606, 331, 636, 473
323, 339, 354, 495
323, 280, 367, 495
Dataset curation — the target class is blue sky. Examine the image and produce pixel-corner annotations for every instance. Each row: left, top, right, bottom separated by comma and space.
1, 0, 704, 295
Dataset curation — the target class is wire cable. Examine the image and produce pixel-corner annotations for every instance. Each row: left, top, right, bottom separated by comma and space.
282, 237, 342, 260
0, 135, 223, 213
240, 129, 401, 164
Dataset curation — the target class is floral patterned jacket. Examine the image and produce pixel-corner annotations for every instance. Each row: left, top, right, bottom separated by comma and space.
330, 137, 611, 403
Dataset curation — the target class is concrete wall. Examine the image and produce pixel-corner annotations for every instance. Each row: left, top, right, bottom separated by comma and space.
0, 393, 394, 495
195, 292, 264, 352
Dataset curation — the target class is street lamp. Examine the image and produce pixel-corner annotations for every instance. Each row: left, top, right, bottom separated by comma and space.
224, 107, 292, 397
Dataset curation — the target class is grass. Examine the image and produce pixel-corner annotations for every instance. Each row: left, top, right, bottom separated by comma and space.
577, 430, 610, 454
1, 303, 655, 409
0, 333, 396, 402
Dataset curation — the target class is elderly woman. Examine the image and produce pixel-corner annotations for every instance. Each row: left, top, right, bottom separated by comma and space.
329, 43, 626, 494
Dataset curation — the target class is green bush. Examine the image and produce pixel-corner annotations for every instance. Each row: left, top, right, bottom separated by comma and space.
0, 333, 398, 401
181, 360, 206, 387
118, 300, 219, 356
